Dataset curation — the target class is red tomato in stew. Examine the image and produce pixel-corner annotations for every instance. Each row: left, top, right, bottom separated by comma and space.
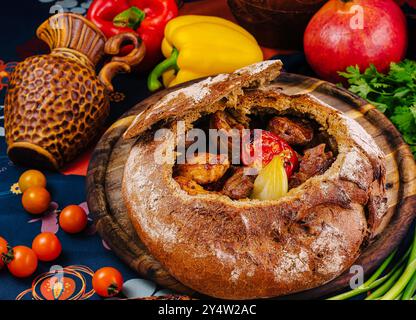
242, 130, 298, 177
92, 267, 124, 298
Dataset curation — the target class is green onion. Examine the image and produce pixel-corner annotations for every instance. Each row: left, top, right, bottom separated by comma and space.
327, 250, 396, 300
402, 273, 416, 300
327, 225, 416, 300
381, 229, 416, 300
365, 264, 405, 300
402, 271, 416, 300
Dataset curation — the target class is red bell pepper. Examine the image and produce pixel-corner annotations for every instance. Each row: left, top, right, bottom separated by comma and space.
87, 0, 178, 70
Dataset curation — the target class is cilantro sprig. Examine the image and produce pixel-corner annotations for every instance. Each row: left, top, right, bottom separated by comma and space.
339, 60, 416, 157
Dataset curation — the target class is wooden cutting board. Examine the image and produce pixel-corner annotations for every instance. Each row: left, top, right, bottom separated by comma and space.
86, 72, 416, 299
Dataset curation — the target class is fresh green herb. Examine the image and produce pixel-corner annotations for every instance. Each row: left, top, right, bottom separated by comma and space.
339, 60, 416, 157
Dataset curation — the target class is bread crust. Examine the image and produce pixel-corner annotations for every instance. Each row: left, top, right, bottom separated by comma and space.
122, 62, 387, 299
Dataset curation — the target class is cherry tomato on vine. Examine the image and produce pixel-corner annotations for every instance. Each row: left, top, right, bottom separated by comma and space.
92, 267, 124, 297
18, 170, 47, 193
59, 205, 88, 234
0, 237, 9, 270
22, 187, 51, 214
6, 246, 38, 278
32, 232, 62, 262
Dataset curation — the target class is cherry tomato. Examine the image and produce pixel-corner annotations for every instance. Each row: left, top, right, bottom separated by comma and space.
22, 187, 51, 214
32, 232, 62, 262
0, 237, 9, 270
59, 205, 88, 234
18, 170, 47, 193
7, 246, 38, 278
92, 267, 123, 297
242, 130, 298, 177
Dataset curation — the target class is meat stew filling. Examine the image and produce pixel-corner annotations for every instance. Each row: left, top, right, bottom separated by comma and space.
173, 110, 336, 200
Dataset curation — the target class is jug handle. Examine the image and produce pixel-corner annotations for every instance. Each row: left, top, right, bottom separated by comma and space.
98, 32, 146, 92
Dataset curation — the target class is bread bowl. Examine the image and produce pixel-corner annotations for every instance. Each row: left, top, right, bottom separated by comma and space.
122, 60, 388, 299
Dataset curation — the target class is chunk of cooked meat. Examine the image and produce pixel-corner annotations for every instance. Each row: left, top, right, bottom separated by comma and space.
174, 176, 209, 195
210, 110, 245, 132
210, 111, 245, 157
289, 144, 334, 188
268, 117, 314, 146
222, 168, 256, 200
175, 153, 230, 185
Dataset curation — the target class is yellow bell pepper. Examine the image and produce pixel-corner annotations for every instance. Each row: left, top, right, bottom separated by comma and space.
147, 15, 263, 91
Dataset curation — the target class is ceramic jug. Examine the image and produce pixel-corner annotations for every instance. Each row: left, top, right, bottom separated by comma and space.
5, 13, 145, 169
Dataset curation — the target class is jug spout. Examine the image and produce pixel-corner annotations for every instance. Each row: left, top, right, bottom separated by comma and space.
36, 13, 107, 66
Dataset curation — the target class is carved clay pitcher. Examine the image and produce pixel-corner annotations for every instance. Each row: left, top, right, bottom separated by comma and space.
4, 13, 145, 169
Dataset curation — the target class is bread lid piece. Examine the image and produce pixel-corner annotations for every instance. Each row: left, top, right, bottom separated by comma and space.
123, 60, 283, 139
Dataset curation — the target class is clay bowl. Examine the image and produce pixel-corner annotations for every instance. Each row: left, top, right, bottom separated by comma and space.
228, 0, 326, 49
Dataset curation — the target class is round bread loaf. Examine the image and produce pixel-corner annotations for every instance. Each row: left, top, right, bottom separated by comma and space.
122, 61, 388, 299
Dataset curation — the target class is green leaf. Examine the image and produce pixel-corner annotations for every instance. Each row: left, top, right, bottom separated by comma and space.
339, 65, 363, 84
393, 87, 411, 99
390, 107, 415, 133
389, 60, 415, 84
364, 64, 382, 79
372, 82, 390, 89
410, 105, 416, 122
348, 79, 373, 98
372, 101, 389, 113
339, 60, 416, 160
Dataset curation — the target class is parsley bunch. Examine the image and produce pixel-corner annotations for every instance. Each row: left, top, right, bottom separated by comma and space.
339, 60, 416, 157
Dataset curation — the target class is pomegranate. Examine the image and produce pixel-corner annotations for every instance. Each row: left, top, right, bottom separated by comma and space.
304, 0, 407, 83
